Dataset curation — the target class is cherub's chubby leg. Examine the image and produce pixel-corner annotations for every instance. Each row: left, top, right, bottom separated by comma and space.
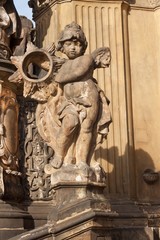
63, 136, 76, 165
50, 113, 79, 168
76, 103, 99, 166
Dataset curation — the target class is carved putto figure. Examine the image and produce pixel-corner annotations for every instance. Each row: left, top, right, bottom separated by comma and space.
10, 22, 112, 182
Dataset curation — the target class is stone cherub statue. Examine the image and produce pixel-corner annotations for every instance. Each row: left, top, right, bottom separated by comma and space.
10, 22, 112, 182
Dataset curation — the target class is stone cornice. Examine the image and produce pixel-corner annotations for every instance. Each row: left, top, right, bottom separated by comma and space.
28, 0, 130, 19
28, 0, 160, 19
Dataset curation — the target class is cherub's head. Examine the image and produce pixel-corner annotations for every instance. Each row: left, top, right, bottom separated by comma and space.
91, 47, 111, 69
56, 22, 88, 59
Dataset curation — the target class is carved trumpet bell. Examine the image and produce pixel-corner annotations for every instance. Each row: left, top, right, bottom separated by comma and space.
21, 49, 54, 83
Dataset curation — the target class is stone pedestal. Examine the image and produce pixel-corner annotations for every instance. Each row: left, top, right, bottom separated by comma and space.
7, 163, 150, 239
48, 181, 111, 221
46, 179, 148, 240
9, 180, 150, 240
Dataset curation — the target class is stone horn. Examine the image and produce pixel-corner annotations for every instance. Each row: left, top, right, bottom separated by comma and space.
21, 48, 54, 83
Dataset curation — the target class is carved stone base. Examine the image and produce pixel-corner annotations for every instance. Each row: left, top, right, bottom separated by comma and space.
9, 199, 152, 240
48, 181, 111, 223
8, 174, 153, 240
6, 180, 160, 240
45, 163, 106, 185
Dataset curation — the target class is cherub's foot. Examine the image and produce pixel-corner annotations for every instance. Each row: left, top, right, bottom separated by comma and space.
50, 154, 63, 169
76, 161, 96, 181
77, 161, 91, 176
44, 154, 63, 174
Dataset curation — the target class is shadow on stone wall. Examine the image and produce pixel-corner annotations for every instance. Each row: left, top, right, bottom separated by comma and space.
95, 144, 158, 201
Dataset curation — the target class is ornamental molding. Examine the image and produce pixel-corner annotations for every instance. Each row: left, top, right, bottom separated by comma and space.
28, 0, 160, 18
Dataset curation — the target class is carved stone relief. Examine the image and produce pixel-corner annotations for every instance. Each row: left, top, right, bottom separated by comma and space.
0, 87, 23, 200
18, 98, 54, 200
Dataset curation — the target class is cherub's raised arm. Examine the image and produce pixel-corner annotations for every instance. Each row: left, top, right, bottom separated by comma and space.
55, 54, 94, 83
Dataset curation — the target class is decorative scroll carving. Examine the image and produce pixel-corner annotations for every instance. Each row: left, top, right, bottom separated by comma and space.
18, 98, 54, 200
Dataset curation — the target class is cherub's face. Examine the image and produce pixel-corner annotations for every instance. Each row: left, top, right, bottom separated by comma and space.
62, 40, 83, 59
99, 51, 111, 68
